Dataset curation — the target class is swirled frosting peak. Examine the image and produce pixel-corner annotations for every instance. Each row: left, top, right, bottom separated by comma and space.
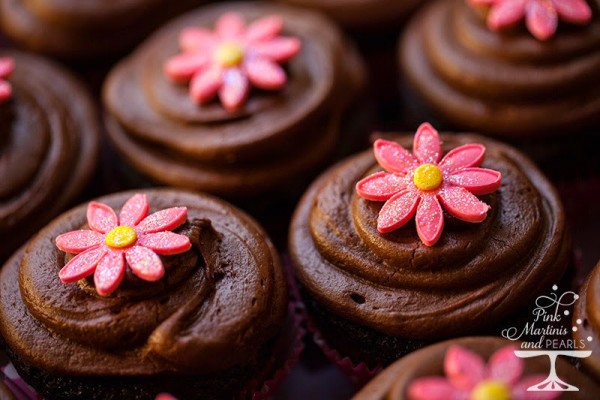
468, 0, 593, 40
164, 12, 301, 112
0, 57, 14, 101
356, 123, 502, 246
56, 194, 191, 296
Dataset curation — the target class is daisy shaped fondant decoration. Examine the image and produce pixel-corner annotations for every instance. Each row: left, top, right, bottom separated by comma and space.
55, 194, 192, 296
408, 345, 560, 400
164, 12, 301, 112
0, 57, 15, 102
468, 0, 593, 40
356, 123, 502, 246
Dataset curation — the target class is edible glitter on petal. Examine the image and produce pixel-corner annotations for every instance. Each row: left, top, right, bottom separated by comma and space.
126, 245, 164, 282
377, 190, 420, 233
438, 186, 490, 223
245, 15, 283, 43
94, 251, 125, 297
59, 247, 106, 283
415, 195, 444, 246
373, 139, 418, 174
356, 171, 407, 201
447, 168, 502, 196
87, 202, 118, 234
56, 230, 104, 254
119, 194, 149, 227
137, 232, 192, 255
136, 207, 188, 234
439, 144, 486, 172
413, 122, 442, 164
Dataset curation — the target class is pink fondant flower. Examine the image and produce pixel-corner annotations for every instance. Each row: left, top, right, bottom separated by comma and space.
468, 0, 592, 40
0, 57, 15, 102
55, 194, 192, 296
356, 123, 502, 246
164, 12, 301, 112
408, 345, 560, 400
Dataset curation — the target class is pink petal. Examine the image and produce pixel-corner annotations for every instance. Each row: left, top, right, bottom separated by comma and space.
413, 122, 442, 164
136, 207, 188, 234
444, 346, 487, 391
125, 245, 164, 282
245, 58, 286, 90
356, 171, 407, 201
377, 190, 420, 233
245, 15, 283, 43
179, 27, 216, 53
0, 57, 15, 78
512, 375, 561, 400
0, 81, 11, 101
56, 230, 104, 254
488, 0, 526, 30
251, 38, 301, 62
552, 0, 592, 24
415, 195, 444, 246
137, 232, 192, 255
59, 247, 106, 283
373, 139, 418, 174
439, 144, 486, 172
119, 194, 149, 227
215, 12, 245, 40
489, 345, 523, 386
190, 65, 222, 104
219, 68, 249, 112
94, 251, 125, 297
407, 377, 467, 400
164, 53, 210, 81
526, 0, 558, 41
468, 0, 496, 5
439, 186, 491, 223
87, 201, 118, 234
446, 168, 502, 196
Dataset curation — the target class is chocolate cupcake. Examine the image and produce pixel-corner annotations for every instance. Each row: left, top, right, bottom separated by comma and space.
354, 337, 600, 399
0, 189, 291, 399
398, 0, 600, 138
0, 50, 99, 261
289, 123, 569, 368
272, 0, 424, 32
573, 260, 600, 381
0, 0, 206, 60
102, 1, 366, 199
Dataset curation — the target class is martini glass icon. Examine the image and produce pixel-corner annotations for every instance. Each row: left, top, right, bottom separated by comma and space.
514, 350, 592, 391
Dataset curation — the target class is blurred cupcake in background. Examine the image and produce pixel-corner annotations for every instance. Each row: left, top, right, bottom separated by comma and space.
398, 0, 600, 173
0, 50, 99, 261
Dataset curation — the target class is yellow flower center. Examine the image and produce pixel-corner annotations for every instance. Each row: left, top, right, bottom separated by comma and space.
215, 43, 244, 67
413, 163, 443, 191
471, 380, 511, 400
105, 226, 137, 249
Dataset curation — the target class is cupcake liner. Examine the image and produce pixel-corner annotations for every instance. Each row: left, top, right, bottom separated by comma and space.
1, 364, 42, 400
282, 254, 382, 388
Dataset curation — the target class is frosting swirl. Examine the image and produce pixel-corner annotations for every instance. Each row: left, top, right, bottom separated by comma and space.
103, 2, 365, 198
290, 134, 569, 339
0, 190, 287, 375
399, 0, 600, 137
0, 0, 204, 59
0, 50, 99, 261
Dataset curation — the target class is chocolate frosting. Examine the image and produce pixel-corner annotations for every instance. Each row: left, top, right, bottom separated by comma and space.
0, 189, 287, 376
0, 380, 15, 400
274, 0, 423, 30
399, 0, 600, 137
103, 2, 365, 198
290, 134, 569, 339
0, 50, 99, 261
573, 260, 600, 380
0, 0, 204, 59
353, 337, 600, 399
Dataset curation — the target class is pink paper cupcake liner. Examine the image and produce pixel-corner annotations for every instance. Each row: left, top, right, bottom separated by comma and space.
282, 254, 383, 388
